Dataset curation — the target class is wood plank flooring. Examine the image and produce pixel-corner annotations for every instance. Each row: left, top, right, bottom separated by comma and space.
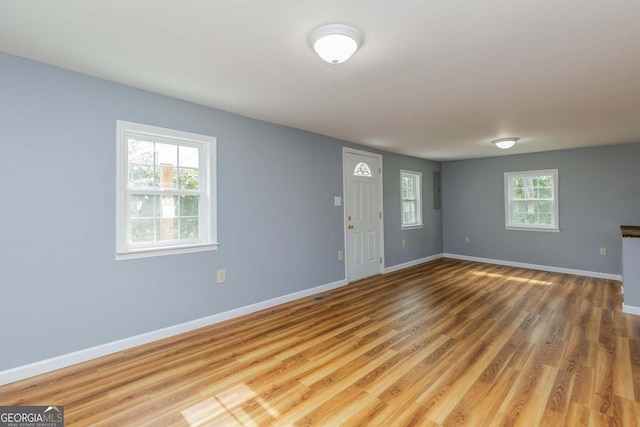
1, 258, 639, 426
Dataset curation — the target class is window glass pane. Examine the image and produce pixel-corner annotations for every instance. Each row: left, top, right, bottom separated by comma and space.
525, 186, 537, 199
512, 201, 526, 213
129, 194, 155, 218
525, 203, 535, 214
524, 177, 534, 188
158, 195, 178, 218
512, 213, 526, 224
526, 213, 537, 224
179, 168, 200, 190
539, 188, 552, 199
538, 177, 552, 187
179, 145, 199, 168
155, 143, 178, 166
154, 165, 178, 188
512, 187, 524, 199
128, 164, 154, 187
539, 214, 552, 225
512, 177, 524, 188
156, 164, 177, 188
538, 201, 552, 213
157, 218, 178, 241
180, 196, 199, 217
128, 139, 154, 164
180, 218, 199, 239
130, 219, 155, 242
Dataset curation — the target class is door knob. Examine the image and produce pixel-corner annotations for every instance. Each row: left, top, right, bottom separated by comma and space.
348, 225, 354, 229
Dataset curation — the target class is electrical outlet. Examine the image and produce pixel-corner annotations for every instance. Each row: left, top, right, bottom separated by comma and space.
217, 269, 226, 283
465, 236, 470, 243
600, 248, 607, 256
402, 239, 406, 248
338, 250, 344, 261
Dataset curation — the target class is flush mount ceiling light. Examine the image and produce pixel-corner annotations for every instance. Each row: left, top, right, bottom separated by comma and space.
309, 24, 363, 64
492, 137, 519, 149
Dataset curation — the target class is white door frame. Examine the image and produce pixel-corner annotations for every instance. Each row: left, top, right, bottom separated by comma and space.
342, 147, 385, 282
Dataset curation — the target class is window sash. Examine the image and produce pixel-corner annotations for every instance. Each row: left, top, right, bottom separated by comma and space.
403, 200, 417, 225
126, 193, 205, 248
126, 136, 203, 190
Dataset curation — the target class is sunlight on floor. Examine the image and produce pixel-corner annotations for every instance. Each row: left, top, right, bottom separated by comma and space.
471, 270, 553, 286
181, 383, 280, 426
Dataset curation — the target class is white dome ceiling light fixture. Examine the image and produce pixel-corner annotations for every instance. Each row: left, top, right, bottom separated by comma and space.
309, 24, 363, 64
492, 137, 519, 149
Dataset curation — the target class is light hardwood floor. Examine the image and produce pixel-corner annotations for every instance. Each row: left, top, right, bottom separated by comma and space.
1, 258, 639, 426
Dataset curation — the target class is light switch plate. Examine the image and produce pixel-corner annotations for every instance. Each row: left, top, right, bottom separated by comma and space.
217, 269, 226, 283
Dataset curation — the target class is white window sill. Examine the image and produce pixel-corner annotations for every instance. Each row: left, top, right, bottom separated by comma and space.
116, 242, 219, 261
505, 226, 559, 233
401, 224, 424, 230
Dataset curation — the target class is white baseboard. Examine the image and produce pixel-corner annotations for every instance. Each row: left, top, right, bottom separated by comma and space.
623, 304, 640, 316
443, 253, 622, 281
383, 253, 444, 274
0, 278, 348, 386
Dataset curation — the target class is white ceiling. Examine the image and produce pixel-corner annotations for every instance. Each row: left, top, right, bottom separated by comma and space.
1, 0, 639, 160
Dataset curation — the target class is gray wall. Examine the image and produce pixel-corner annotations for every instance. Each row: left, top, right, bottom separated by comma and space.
0, 53, 442, 371
383, 154, 442, 267
441, 143, 640, 275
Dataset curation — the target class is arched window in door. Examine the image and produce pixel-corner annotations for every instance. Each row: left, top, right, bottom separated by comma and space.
353, 162, 372, 177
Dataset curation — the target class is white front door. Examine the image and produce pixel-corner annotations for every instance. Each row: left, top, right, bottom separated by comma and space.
343, 149, 383, 282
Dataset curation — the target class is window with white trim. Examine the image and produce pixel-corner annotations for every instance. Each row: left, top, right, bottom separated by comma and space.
116, 121, 218, 260
401, 170, 423, 229
504, 169, 559, 232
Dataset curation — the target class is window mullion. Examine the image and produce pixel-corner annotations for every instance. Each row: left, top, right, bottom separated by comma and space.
152, 194, 158, 243
177, 194, 181, 240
